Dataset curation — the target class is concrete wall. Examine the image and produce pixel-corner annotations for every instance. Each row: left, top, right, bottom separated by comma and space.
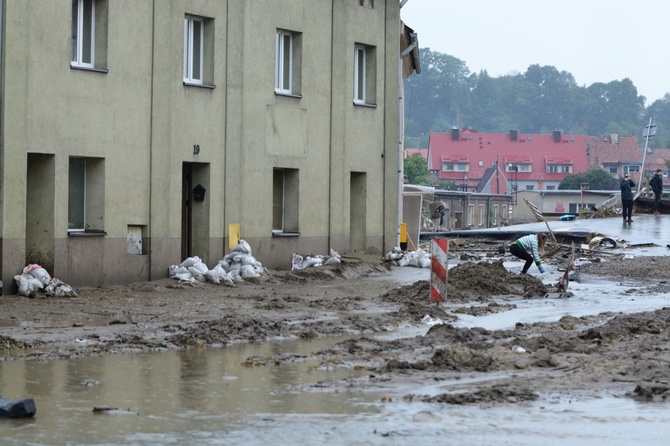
0, 0, 401, 291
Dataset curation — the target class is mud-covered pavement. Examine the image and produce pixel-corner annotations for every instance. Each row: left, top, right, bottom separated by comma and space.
2, 249, 670, 406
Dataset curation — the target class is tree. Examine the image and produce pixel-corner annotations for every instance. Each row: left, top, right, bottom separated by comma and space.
404, 153, 430, 185
558, 168, 619, 190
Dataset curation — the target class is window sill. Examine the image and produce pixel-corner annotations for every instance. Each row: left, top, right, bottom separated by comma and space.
274, 91, 303, 99
272, 231, 300, 237
68, 230, 107, 237
353, 101, 377, 108
70, 64, 109, 74
183, 82, 216, 89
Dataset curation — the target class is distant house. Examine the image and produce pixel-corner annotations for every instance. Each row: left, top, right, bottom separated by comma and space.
405, 148, 428, 159
585, 134, 642, 181
427, 129, 588, 194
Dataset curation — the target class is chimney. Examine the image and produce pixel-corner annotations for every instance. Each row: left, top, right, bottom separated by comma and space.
610, 133, 619, 144
451, 128, 460, 141
553, 130, 561, 143
509, 130, 518, 141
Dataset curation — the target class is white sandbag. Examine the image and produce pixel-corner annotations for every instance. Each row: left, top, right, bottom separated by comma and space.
15, 274, 42, 297
45, 278, 78, 297
404, 251, 420, 267
172, 272, 193, 281
205, 264, 228, 284
302, 256, 324, 269
291, 253, 304, 271
187, 267, 206, 282
230, 240, 252, 255
240, 264, 260, 279
29, 267, 52, 287
218, 259, 231, 271
228, 262, 241, 275
179, 256, 201, 268
324, 255, 341, 266
418, 256, 431, 268
223, 252, 243, 264
190, 261, 209, 274
230, 270, 244, 283
396, 256, 410, 267
168, 265, 190, 278
240, 255, 256, 266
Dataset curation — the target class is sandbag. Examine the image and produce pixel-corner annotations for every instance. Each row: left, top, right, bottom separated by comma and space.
25, 265, 52, 287
230, 240, 252, 255
15, 274, 41, 297
44, 278, 77, 297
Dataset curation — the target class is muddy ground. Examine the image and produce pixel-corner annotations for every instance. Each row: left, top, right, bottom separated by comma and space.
1, 247, 670, 405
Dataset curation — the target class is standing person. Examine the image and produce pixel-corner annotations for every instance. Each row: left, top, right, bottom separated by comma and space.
649, 169, 663, 215
430, 201, 446, 231
509, 233, 547, 274
620, 174, 636, 222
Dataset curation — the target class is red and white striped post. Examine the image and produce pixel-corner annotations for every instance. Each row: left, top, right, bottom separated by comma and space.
430, 238, 448, 302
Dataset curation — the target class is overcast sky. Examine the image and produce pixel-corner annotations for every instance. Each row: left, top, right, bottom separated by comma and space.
400, 0, 669, 106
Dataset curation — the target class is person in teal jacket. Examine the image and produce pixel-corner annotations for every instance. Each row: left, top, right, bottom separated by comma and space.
509, 233, 548, 274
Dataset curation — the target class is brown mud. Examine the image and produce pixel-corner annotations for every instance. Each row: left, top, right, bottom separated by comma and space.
2, 252, 670, 405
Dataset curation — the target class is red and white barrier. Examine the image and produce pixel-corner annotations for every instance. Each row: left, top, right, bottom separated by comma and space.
430, 238, 448, 301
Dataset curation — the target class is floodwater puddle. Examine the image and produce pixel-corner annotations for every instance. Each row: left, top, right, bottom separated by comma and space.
1, 338, 667, 445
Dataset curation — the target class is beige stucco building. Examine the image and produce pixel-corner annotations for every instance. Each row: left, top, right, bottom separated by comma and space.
0, 0, 413, 292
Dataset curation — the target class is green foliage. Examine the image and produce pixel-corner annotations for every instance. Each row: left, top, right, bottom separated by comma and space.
558, 168, 619, 190
438, 180, 457, 190
404, 49, 670, 150
404, 153, 430, 185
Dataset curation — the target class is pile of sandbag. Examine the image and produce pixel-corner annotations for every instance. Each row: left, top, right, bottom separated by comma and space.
14, 264, 77, 298
291, 249, 341, 271
168, 240, 268, 286
383, 248, 431, 268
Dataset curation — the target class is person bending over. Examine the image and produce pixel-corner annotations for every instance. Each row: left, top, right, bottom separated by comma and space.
510, 233, 548, 274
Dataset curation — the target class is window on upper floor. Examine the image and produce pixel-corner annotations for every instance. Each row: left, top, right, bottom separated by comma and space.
546, 164, 573, 173
71, 0, 108, 71
275, 30, 302, 96
354, 44, 376, 106
624, 165, 640, 175
69, 157, 105, 232
507, 164, 532, 173
442, 163, 469, 172
184, 15, 215, 87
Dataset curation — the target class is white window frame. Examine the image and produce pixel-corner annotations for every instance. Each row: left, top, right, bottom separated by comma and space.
71, 0, 95, 68
275, 30, 293, 94
493, 205, 499, 225
354, 45, 366, 104
467, 204, 474, 227
478, 204, 485, 226
184, 16, 204, 84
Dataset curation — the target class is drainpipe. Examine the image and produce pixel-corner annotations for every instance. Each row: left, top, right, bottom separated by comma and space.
398, 5, 418, 247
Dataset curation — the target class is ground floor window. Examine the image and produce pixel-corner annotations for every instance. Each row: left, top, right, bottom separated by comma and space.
273, 168, 299, 234
68, 157, 105, 232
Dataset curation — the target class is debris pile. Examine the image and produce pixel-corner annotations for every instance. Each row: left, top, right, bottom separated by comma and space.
383, 247, 431, 268
168, 240, 269, 286
14, 264, 77, 298
291, 249, 341, 271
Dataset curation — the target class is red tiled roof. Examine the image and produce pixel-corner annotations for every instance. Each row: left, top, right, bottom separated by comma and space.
441, 153, 469, 162
405, 148, 427, 159
428, 129, 589, 193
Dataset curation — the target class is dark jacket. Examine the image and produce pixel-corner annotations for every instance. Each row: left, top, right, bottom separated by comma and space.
620, 178, 636, 200
650, 174, 663, 194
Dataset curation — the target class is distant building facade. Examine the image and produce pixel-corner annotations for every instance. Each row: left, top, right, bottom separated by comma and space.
427, 129, 589, 194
